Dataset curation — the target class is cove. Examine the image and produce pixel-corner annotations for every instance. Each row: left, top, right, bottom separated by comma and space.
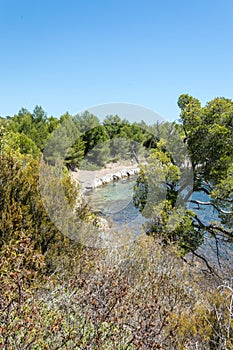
85, 176, 147, 232
84, 175, 233, 267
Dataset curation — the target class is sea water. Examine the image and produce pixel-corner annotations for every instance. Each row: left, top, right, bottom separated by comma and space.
85, 177, 233, 267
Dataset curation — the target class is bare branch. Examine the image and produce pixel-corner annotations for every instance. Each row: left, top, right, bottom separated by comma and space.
189, 199, 232, 215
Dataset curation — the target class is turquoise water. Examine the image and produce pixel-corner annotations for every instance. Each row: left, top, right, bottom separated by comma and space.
86, 178, 233, 267
86, 177, 217, 227
86, 178, 135, 215
85, 177, 146, 227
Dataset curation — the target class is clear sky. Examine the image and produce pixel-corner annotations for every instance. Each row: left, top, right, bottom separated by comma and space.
0, 0, 233, 122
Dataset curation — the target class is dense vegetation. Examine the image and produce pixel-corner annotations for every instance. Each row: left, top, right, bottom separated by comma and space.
0, 96, 233, 349
134, 95, 233, 260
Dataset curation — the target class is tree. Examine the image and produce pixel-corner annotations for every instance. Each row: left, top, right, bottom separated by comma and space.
0, 150, 79, 260
133, 139, 202, 254
65, 136, 86, 169
7, 107, 50, 151
3, 131, 40, 158
73, 111, 100, 133
103, 117, 149, 162
103, 114, 122, 137
81, 125, 110, 167
32, 105, 47, 124
178, 95, 233, 181
134, 96, 233, 261
178, 95, 233, 242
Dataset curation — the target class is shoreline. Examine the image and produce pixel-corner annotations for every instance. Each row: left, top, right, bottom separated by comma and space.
70, 161, 140, 194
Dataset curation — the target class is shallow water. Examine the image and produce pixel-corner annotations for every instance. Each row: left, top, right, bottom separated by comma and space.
85, 177, 146, 234
86, 177, 217, 226
86, 178, 233, 267
86, 178, 135, 214
189, 191, 233, 268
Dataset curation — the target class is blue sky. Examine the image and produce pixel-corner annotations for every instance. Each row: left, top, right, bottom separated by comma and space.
0, 0, 233, 122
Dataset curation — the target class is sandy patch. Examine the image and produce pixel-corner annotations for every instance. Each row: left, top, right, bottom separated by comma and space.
70, 160, 139, 191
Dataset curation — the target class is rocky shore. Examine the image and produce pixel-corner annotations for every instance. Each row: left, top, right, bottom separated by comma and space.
70, 161, 140, 193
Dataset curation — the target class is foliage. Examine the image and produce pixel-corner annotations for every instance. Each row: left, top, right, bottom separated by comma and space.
2, 235, 232, 349
1, 106, 165, 169
1, 101, 233, 349
178, 94, 233, 244
73, 110, 100, 133
1, 130, 40, 158
0, 152, 81, 264
178, 95, 233, 182
6, 107, 50, 151
133, 129, 201, 254
134, 95, 233, 259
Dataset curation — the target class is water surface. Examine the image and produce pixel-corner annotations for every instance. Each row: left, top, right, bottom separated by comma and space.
85, 177, 146, 233
86, 178, 233, 267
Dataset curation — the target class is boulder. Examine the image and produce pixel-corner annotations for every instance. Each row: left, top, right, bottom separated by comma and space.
127, 169, 135, 176
92, 178, 103, 188
113, 174, 120, 181
120, 170, 128, 177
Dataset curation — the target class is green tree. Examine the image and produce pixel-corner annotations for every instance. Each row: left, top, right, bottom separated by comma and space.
73, 110, 100, 133
133, 141, 202, 254
7, 107, 50, 151
0, 151, 79, 262
81, 125, 110, 166
178, 94, 233, 242
134, 96, 233, 259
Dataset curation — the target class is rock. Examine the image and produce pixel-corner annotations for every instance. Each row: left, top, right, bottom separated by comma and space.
127, 169, 135, 176
120, 170, 128, 177
101, 175, 113, 184
114, 171, 122, 179
92, 178, 103, 188
83, 166, 140, 189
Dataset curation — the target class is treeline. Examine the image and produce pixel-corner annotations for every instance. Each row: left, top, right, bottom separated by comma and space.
0, 107, 167, 169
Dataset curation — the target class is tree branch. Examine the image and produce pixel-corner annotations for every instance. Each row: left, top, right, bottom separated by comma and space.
189, 199, 232, 215
183, 245, 215, 274
208, 225, 233, 240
